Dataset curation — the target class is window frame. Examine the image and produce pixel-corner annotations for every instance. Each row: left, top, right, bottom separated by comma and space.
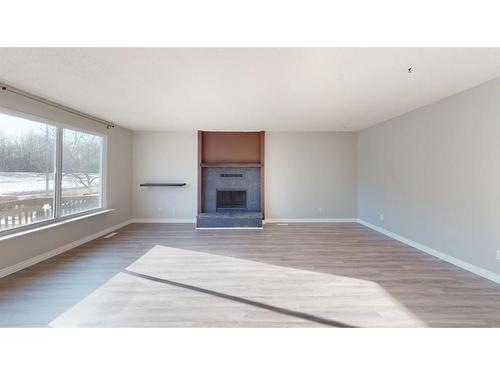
0, 107, 107, 237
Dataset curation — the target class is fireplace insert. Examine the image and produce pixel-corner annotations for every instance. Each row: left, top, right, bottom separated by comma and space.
216, 190, 247, 210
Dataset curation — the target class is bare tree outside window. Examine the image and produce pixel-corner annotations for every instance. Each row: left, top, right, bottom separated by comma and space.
0, 113, 56, 231
61, 128, 102, 216
0, 112, 105, 233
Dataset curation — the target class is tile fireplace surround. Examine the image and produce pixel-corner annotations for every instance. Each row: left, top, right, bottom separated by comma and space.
197, 167, 262, 228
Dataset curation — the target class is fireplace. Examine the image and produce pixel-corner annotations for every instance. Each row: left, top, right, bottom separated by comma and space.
197, 131, 264, 228
217, 190, 247, 210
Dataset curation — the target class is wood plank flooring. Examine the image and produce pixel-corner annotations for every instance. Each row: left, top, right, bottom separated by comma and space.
0, 223, 499, 327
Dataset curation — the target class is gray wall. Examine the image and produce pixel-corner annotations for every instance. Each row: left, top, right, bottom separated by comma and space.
132, 131, 197, 220
266, 132, 358, 220
132, 131, 358, 221
358, 78, 500, 275
0, 90, 133, 271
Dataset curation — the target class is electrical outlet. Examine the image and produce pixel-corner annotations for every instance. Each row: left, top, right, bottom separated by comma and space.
497, 250, 500, 261
379, 214, 384, 221
318, 207, 323, 212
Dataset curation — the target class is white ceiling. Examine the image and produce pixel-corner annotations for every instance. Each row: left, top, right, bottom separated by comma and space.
0, 48, 499, 132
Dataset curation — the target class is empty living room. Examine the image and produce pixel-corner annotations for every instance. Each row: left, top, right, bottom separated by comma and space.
1, 2, 499, 374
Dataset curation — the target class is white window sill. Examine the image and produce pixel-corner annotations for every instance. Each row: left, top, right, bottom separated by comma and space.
0, 209, 115, 242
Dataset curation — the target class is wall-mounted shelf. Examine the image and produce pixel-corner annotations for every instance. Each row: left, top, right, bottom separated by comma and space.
140, 183, 186, 187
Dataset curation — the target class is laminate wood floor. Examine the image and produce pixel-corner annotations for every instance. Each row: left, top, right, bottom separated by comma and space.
0, 223, 499, 327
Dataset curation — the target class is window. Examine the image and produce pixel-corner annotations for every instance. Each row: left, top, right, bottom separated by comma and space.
61, 128, 103, 216
0, 113, 56, 230
0, 111, 105, 234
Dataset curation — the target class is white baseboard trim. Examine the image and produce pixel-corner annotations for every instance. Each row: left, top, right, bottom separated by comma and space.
265, 218, 358, 223
0, 219, 133, 279
196, 227, 263, 230
357, 219, 500, 285
131, 218, 196, 224
131, 218, 358, 224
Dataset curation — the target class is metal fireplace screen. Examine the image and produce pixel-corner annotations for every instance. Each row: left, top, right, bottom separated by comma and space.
216, 190, 247, 209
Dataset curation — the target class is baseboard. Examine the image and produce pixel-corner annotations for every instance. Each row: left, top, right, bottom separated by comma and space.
357, 219, 500, 285
196, 227, 263, 230
265, 218, 358, 223
0, 219, 133, 279
131, 218, 196, 223
131, 218, 358, 224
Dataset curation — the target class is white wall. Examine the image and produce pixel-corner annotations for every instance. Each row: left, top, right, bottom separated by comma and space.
358, 78, 500, 276
132, 131, 358, 221
266, 132, 357, 220
0, 90, 133, 271
132, 131, 197, 220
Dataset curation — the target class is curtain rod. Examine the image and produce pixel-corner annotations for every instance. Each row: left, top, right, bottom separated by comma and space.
0, 82, 115, 129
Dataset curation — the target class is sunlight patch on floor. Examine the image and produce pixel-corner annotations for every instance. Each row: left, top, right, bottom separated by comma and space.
50, 245, 425, 327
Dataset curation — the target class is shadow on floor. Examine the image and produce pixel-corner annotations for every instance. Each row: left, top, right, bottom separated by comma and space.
124, 269, 356, 328
49, 244, 423, 327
